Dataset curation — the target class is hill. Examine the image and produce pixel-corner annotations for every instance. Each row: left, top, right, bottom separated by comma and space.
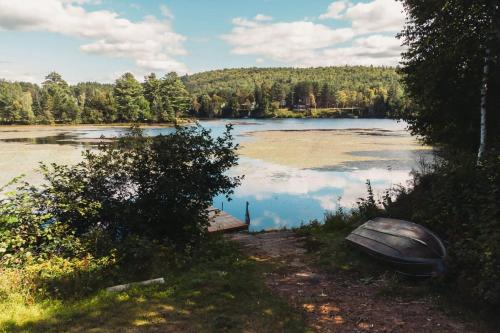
182, 66, 406, 118
183, 66, 400, 94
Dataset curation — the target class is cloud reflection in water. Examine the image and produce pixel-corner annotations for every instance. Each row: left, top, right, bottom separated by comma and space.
214, 157, 414, 231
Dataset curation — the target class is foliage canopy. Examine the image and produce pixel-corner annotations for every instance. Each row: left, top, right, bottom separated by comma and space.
398, 0, 500, 152
0, 124, 241, 268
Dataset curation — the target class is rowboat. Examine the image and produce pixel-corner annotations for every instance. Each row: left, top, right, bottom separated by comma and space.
345, 217, 446, 276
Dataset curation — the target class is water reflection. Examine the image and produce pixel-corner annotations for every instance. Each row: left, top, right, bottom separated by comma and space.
0, 133, 81, 145
214, 157, 413, 230
0, 119, 423, 231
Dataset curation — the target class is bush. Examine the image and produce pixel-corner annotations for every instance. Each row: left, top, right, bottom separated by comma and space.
381, 153, 500, 310
273, 109, 306, 118
310, 108, 342, 118
0, 179, 87, 267
0, 254, 116, 302
43, 124, 240, 247
23, 254, 116, 299
0, 124, 241, 302
298, 180, 383, 236
0, 124, 240, 263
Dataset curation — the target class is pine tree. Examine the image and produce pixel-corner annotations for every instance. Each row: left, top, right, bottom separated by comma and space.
114, 73, 150, 122
160, 72, 191, 120
41, 72, 80, 123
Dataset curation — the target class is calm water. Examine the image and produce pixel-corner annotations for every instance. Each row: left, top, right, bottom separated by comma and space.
0, 119, 425, 231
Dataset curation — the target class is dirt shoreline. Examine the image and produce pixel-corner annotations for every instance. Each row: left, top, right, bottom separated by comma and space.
230, 230, 476, 333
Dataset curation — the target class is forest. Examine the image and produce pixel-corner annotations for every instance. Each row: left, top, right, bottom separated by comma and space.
0, 66, 405, 124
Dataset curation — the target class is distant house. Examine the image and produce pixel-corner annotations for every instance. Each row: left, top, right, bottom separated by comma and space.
238, 101, 254, 117
292, 96, 315, 111
292, 104, 308, 112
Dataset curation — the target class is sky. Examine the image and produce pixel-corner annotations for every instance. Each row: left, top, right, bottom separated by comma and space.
0, 0, 406, 83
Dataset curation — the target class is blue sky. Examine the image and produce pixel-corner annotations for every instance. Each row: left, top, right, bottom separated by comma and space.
0, 0, 405, 83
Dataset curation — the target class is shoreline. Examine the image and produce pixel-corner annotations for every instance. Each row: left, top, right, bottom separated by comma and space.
0, 115, 393, 128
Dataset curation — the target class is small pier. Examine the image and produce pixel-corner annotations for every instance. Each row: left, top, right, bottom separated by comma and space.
208, 206, 249, 233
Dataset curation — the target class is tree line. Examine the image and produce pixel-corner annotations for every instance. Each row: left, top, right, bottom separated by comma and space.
0, 66, 406, 124
392, 0, 500, 313
185, 66, 405, 118
0, 72, 190, 124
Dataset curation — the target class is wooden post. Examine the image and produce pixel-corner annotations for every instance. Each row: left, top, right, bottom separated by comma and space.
245, 201, 250, 226
477, 48, 490, 163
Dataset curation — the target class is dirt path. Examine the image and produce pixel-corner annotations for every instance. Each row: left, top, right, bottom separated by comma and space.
229, 231, 475, 333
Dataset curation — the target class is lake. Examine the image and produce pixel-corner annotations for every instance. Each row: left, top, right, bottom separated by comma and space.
0, 119, 429, 231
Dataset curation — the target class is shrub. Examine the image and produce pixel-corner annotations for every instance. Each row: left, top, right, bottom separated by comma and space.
23, 254, 116, 299
43, 124, 241, 247
0, 254, 116, 302
273, 109, 306, 118
382, 153, 500, 310
0, 124, 241, 301
0, 179, 87, 267
0, 124, 241, 261
311, 108, 342, 118
299, 181, 383, 236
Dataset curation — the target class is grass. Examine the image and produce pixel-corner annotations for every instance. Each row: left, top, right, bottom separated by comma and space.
273, 109, 307, 118
295, 215, 499, 332
0, 237, 310, 333
295, 220, 386, 277
272, 108, 356, 119
295, 215, 453, 298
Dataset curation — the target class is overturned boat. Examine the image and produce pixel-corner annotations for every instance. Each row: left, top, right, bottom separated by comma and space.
346, 217, 446, 276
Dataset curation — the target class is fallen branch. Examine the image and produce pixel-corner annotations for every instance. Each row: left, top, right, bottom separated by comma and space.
106, 277, 165, 292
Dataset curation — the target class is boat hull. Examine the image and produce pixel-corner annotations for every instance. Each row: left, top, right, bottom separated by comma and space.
345, 217, 446, 277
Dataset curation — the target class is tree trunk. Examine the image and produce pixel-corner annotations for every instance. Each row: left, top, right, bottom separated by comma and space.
477, 48, 490, 164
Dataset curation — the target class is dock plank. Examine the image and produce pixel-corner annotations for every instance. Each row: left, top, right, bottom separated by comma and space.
208, 207, 248, 233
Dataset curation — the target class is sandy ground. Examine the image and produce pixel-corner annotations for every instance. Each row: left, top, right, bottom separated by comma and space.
230, 231, 477, 333
240, 129, 430, 169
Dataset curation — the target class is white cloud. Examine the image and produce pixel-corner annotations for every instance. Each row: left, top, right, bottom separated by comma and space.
319, 1, 349, 20
160, 4, 174, 19
231, 17, 260, 28
319, 0, 405, 34
254, 14, 273, 21
312, 194, 340, 210
230, 158, 412, 208
59, 0, 102, 4
222, 20, 354, 64
222, 0, 405, 67
295, 35, 402, 67
0, 0, 189, 74
0, 69, 38, 83
340, 0, 405, 34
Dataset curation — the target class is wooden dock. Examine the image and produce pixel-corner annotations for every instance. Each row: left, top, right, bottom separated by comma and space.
208, 207, 248, 233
